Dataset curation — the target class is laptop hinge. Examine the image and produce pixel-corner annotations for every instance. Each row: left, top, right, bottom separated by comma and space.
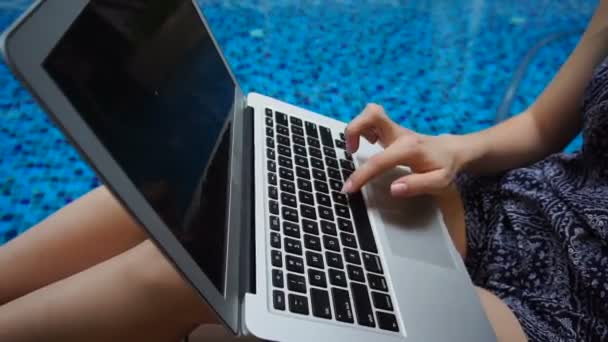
239, 105, 256, 305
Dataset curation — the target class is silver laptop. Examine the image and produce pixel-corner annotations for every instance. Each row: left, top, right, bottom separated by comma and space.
1, 1, 495, 341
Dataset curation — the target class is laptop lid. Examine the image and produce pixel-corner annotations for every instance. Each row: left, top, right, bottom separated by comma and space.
2, 0, 249, 333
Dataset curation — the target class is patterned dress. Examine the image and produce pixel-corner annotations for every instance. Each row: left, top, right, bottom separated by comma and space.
457, 59, 608, 342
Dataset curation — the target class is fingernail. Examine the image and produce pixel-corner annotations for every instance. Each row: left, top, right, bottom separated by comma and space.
345, 140, 353, 153
342, 179, 353, 193
390, 183, 408, 195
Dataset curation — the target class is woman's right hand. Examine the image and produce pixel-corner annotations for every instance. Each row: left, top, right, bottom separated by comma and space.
342, 104, 468, 197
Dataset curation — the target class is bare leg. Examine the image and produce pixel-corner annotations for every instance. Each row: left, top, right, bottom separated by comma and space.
0, 239, 217, 341
0, 186, 146, 304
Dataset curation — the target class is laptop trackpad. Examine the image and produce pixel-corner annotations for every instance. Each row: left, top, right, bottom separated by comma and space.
366, 167, 456, 270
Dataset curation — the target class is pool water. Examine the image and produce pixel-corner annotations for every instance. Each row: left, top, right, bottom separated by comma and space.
0, 0, 598, 244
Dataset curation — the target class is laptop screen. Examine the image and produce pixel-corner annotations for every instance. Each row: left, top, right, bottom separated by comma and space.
43, 0, 236, 294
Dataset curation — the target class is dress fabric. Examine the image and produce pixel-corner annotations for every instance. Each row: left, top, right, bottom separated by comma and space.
457, 59, 608, 342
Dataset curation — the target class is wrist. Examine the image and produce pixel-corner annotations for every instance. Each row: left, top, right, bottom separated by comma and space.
448, 133, 487, 174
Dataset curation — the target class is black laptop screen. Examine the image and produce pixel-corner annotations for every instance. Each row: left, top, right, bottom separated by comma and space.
43, 0, 236, 294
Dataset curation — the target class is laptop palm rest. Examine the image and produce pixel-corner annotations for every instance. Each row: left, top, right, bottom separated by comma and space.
363, 164, 456, 270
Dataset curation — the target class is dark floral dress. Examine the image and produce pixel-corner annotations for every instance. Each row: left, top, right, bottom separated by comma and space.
457, 59, 608, 342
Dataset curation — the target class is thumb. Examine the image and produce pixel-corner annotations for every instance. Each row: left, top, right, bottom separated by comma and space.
390, 169, 450, 197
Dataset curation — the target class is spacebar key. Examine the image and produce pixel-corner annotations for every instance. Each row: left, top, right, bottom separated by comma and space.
348, 192, 378, 253
351, 282, 376, 327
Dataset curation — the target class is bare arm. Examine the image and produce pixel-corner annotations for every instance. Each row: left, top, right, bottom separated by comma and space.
458, 0, 608, 174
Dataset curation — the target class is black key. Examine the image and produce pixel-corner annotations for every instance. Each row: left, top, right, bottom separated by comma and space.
332, 191, 348, 205
305, 121, 318, 138
314, 180, 329, 194
351, 282, 376, 327
278, 156, 292, 168
273, 290, 285, 310
331, 288, 354, 323
267, 160, 276, 172
318, 206, 334, 221
297, 178, 312, 193
323, 147, 337, 159
269, 200, 279, 215
277, 124, 289, 136
340, 232, 358, 249
344, 151, 353, 161
320, 220, 337, 236
265, 108, 273, 117
293, 134, 306, 146
270, 215, 280, 231
329, 269, 347, 287
362, 253, 383, 274
298, 191, 314, 206
337, 218, 354, 233
340, 159, 354, 171
335, 139, 346, 149
311, 289, 332, 319
272, 269, 284, 288
284, 237, 303, 255
301, 204, 317, 220
277, 134, 290, 146
291, 116, 303, 127
304, 234, 322, 251
266, 117, 273, 127
325, 157, 339, 169
347, 265, 365, 282
335, 204, 350, 218
292, 126, 305, 137
323, 235, 340, 252
343, 248, 361, 265
269, 186, 278, 200
286, 255, 305, 274
280, 180, 295, 194
367, 273, 388, 292
294, 144, 307, 157
319, 126, 334, 148
283, 221, 300, 238
316, 192, 331, 207
270, 232, 281, 248
312, 168, 326, 181
326, 251, 344, 269
327, 168, 342, 181
377, 312, 399, 332
305, 251, 325, 269
266, 127, 273, 137
308, 137, 321, 148
372, 292, 394, 311
279, 167, 294, 181
329, 179, 343, 192
276, 111, 288, 127
309, 147, 322, 159
285, 204, 302, 223
271, 250, 282, 267
294, 155, 308, 168
266, 148, 274, 160
340, 132, 345, 141
287, 274, 306, 293
268, 173, 277, 186
281, 192, 297, 208
302, 219, 319, 235
349, 192, 378, 253
310, 157, 324, 170
296, 167, 310, 179
266, 137, 275, 148
308, 269, 327, 288
342, 169, 353, 180
278, 145, 291, 157
288, 294, 309, 315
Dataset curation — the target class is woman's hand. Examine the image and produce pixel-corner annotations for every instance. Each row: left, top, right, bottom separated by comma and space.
342, 104, 467, 197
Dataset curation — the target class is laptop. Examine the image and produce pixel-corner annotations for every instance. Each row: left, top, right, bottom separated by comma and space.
1, 1, 495, 341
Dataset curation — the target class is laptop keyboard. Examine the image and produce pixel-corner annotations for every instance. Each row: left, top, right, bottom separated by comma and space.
264, 108, 400, 333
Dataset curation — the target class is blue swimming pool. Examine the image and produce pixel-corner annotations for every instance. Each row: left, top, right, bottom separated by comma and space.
0, 0, 598, 244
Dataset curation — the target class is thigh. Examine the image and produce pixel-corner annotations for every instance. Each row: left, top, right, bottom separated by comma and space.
434, 184, 468, 258
477, 287, 528, 342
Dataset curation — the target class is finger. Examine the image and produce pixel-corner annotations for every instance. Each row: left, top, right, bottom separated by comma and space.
343, 142, 412, 193
344, 104, 387, 153
390, 169, 451, 197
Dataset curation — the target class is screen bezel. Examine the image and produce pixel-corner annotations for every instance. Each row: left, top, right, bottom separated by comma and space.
2, 0, 246, 333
